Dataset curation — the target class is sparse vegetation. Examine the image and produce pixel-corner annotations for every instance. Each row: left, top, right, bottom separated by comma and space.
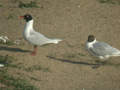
62, 52, 86, 59
0, 4, 2, 7
95, 60, 120, 67
63, 53, 77, 58
98, 0, 120, 5
78, 53, 86, 57
43, 67, 50, 72
25, 65, 42, 72
0, 55, 38, 89
25, 65, 50, 72
4, 41, 15, 46
0, 55, 23, 69
98, 0, 113, 3
0, 72, 38, 90
7, 14, 14, 20
0, 35, 23, 46
0, 40, 15, 46
0, 55, 13, 65
29, 76, 41, 82
18, 1, 39, 8
11, 0, 20, 3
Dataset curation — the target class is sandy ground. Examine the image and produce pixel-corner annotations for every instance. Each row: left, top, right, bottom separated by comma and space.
0, 0, 120, 90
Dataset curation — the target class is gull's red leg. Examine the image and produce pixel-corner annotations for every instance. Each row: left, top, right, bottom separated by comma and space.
31, 45, 37, 56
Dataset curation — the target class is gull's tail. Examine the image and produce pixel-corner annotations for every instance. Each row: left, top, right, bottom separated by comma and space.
112, 50, 120, 57
47, 38, 62, 44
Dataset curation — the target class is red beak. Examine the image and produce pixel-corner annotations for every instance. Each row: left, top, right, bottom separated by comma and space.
19, 16, 24, 19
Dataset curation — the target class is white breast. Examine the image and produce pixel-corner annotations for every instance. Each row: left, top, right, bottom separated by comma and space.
23, 20, 34, 40
86, 39, 97, 49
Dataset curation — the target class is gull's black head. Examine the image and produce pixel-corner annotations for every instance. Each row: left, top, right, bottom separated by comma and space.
88, 35, 95, 42
20, 14, 33, 22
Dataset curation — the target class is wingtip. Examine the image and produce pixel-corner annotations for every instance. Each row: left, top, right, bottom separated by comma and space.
53, 39, 63, 44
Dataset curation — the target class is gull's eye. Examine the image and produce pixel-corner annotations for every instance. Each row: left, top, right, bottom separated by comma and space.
25, 15, 29, 18
24, 15, 30, 18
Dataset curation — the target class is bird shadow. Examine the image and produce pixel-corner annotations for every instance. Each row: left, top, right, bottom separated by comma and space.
47, 56, 104, 69
0, 46, 31, 53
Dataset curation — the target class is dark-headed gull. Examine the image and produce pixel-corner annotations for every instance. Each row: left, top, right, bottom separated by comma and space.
20, 14, 62, 55
86, 35, 120, 59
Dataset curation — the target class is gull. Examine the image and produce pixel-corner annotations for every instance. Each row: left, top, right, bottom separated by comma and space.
86, 35, 120, 59
20, 14, 62, 55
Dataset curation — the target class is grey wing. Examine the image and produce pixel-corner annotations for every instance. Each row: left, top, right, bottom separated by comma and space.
91, 42, 120, 56
28, 31, 51, 45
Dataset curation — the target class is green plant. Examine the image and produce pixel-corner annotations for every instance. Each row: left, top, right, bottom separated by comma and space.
43, 67, 50, 72
18, 1, 39, 8
11, 0, 20, 3
0, 40, 15, 46
0, 55, 12, 65
98, 0, 117, 4
63, 53, 77, 59
25, 65, 42, 72
25, 65, 50, 72
0, 4, 2, 7
29, 76, 41, 82
78, 53, 86, 56
0, 55, 38, 89
7, 14, 14, 20
0, 55, 23, 69
0, 72, 38, 90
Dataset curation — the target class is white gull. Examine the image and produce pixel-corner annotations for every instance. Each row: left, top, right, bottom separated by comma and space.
20, 14, 62, 55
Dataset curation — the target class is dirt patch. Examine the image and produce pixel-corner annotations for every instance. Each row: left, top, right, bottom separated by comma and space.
0, 0, 120, 90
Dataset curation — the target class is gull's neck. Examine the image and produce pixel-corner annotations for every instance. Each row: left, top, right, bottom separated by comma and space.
25, 20, 34, 30
87, 39, 97, 48
24, 20, 34, 37
90, 39, 97, 44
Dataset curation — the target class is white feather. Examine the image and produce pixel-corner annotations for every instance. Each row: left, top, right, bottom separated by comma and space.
0, 64, 4, 67
23, 20, 62, 46
86, 39, 120, 59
